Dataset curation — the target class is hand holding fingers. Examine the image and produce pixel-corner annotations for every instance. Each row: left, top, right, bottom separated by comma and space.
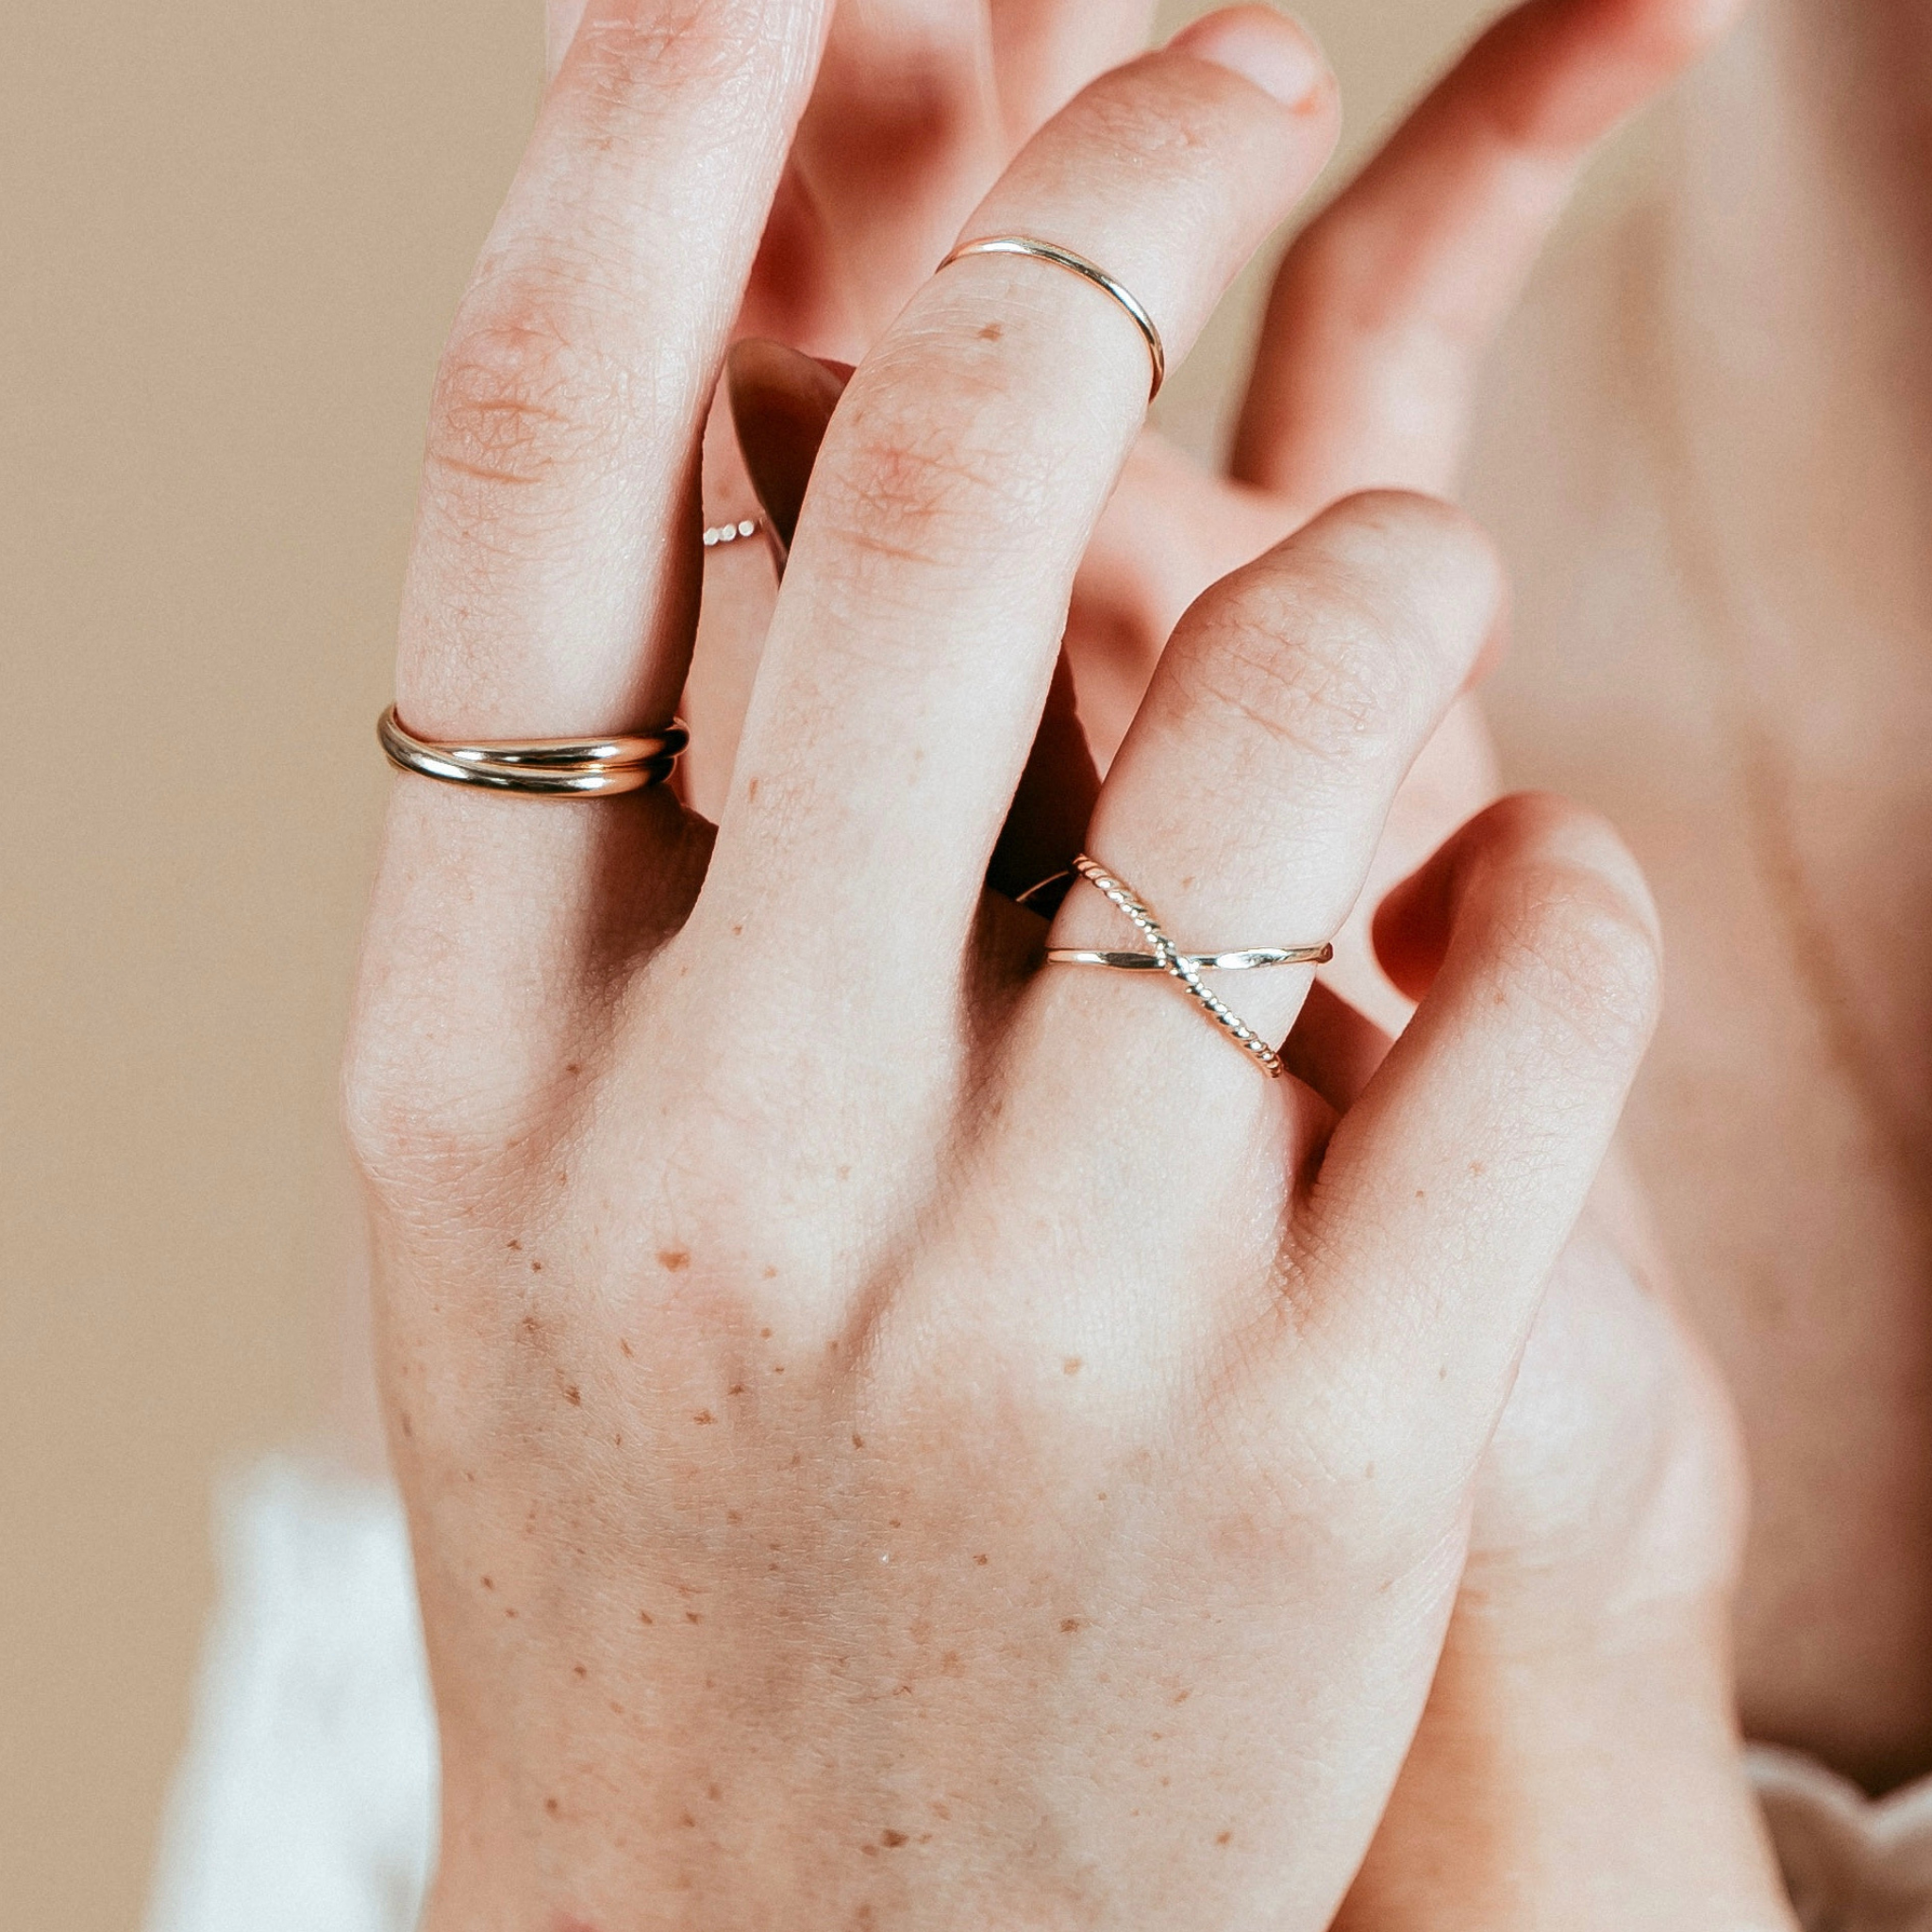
356, 14, 1684, 1930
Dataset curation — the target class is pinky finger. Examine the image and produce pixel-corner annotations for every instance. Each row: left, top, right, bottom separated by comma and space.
1230, 0, 1746, 505
1302, 792, 1662, 1425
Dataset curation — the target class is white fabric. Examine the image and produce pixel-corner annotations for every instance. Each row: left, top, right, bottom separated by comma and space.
142, 1458, 438, 1932
144, 1457, 1932, 1929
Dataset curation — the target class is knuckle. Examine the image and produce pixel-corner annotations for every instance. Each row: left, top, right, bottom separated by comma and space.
1184, 589, 1419, 773
341, 1002, 561, 1220
1302, 490, 1504, 676
1076, 38, 1309, 179
810, 374, 1058, 575
426, 285, 630, 494
1317, 491, 1504, 617
341, 1042, 501, 1209
1175, 524, 1461, 772
566, 0, 770, 121
571, 3, 714, 100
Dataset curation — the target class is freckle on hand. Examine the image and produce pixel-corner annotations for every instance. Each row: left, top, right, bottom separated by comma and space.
658, 1249, 691, 1272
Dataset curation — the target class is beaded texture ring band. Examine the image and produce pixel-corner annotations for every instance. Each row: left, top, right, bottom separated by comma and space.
1049, 855, 1333, 1078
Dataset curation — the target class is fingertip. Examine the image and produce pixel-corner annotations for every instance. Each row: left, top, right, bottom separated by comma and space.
1165, 6, 1336, 115
1373, 791, 1661, 1022
1371, 861, 1450, 1006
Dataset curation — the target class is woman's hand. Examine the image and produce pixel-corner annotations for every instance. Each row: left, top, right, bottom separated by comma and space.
1337, 1162, 1799, 1929
695, 0, 1751, 983
678, 1, 1789, 1921
348, 8, 1667, 1927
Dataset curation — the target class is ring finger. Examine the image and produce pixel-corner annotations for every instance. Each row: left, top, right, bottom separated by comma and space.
1022, 491, 1503, 1135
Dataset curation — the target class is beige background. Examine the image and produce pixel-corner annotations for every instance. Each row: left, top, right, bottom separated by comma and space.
3, 2, 1499, 1922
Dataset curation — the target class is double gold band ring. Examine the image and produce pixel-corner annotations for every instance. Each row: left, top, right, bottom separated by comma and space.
938, 236, 1167, 401
377, 707, 687, 797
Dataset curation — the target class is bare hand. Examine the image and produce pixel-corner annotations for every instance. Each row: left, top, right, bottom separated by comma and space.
349, 9, 1666, 1926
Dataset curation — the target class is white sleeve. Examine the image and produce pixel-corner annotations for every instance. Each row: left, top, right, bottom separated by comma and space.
143, 1457, 438, 1932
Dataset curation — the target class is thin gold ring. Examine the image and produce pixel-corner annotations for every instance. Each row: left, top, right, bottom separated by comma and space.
1047, 946, 1332, 972
1050, 856, 1332, 1078
938, 236, 1166, 400
377, 706, 687, 797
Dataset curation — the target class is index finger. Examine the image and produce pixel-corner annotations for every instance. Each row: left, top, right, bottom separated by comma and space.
400, 0, 832, 743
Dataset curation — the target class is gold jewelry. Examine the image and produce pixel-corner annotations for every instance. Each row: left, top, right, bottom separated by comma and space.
377, 706, 687, 797
1047, 946, 1331, 972
937, 236, 1166, 400
703, 516, 764, 549
1050, 856, 1333, 1078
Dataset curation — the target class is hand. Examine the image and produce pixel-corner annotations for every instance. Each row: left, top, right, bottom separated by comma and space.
1319, 988, 1796, 1925
348, 9, 1665, 1928
699, 0, 1751, 986
693, 3, 1789, 1919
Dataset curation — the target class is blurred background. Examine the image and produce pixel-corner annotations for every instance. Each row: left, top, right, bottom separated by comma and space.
4, 0, 1585, 1920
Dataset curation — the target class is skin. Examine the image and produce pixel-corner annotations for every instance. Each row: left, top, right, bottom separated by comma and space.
344, 4, 1787, 1925
1468, 0, 1932, 1789
688, 0, 1802, 1916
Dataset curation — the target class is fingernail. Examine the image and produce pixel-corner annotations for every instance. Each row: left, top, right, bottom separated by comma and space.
1168, 7, 1329, 109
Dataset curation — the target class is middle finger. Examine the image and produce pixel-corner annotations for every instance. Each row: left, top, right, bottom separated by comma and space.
698, 8, 1341, 1029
